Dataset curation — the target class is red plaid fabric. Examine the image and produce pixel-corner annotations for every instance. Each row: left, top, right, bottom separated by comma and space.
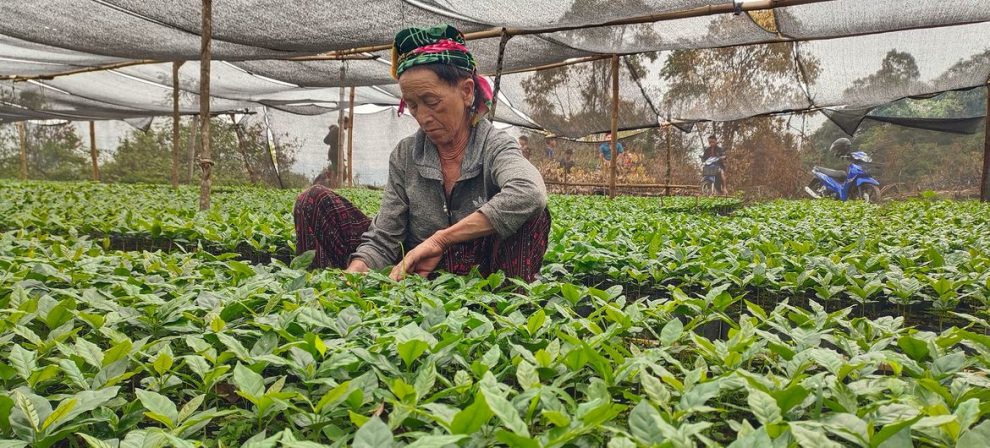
293, 186, 551, 281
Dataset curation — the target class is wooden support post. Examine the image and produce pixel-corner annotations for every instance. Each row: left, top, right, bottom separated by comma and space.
88, 121, 100, 181
609, 54, 620, 198
336, 64, 347, 188
198, 0, 213, 210
347, 86, 356, 187
171, 61, 183, 188
665, 125, 672, 196
230, 114, 259, 184
17, 122, 27, 180
982, 86, 990, 202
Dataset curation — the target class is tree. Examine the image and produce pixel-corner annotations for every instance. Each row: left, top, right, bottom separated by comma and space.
102, 117, 307, 187
654, 15, 821, 197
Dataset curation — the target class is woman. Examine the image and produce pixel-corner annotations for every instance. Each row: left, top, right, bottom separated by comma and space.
294, 25, 550, 282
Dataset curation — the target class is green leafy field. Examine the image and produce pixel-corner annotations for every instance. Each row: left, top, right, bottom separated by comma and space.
1, 181, 990, 447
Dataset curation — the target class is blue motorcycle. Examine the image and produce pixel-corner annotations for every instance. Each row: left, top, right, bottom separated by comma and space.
804, 150, 882, 203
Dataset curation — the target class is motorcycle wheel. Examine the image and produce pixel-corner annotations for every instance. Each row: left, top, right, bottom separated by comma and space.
805, 179, 826, 199
859, 184, 882, 203
701, 180, 715, 196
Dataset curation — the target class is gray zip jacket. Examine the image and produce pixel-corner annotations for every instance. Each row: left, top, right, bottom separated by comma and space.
351, 119, 547, 270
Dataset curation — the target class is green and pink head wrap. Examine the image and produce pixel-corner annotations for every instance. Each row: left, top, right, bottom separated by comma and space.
391, 24, 494, 124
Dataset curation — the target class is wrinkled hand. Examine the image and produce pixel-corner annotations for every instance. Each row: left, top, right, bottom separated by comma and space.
389, 235, 448, 281
345, 259, 370, 274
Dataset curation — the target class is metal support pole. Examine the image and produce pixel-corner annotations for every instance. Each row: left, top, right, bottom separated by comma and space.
665, 125, 673, 196
336, 64, 347, 188
89, 121, 100, 181
171, 61, 183, 188
609, 54, 620, 198
347, 86, 356, 187
198, 0, 213, 210
17, 122, 27, 180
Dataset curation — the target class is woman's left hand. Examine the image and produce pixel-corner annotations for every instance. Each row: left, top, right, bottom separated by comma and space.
389, 235, 448, 280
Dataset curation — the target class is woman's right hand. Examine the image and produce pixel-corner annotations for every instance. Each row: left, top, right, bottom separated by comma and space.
345, 259, 370, 273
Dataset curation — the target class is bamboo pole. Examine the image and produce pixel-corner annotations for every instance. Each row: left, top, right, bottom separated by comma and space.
16, 122, 27, 180
336, 64, 347, 188
609, 55, 619, 198
665, 126, 673, 196
198, 0, 213, 210
982, 86, 990, 202
171, 61, 183, 188
88, 121, 100, 181
347, 86, 356, 187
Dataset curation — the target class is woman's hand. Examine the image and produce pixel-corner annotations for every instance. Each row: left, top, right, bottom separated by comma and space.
389, 234, 449, 280
345, 259, 370, 273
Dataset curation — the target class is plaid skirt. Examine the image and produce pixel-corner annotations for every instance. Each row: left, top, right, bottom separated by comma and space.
293, 185, 551, 282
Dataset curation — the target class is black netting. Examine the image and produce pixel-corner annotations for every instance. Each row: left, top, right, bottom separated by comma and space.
95, 0, 486, 53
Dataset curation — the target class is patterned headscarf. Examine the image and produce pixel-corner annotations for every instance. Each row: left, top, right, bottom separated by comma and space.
391, 24, 494, 124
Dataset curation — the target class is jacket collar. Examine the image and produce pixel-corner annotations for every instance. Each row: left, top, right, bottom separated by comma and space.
413, 119, 491, 182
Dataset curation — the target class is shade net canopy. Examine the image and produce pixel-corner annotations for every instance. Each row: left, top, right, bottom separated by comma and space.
0, 0, 988, 139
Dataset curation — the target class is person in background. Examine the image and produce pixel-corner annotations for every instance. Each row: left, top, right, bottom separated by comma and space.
518, 135, 531, 160
702, 135, 727, 194
545, 137, 557, 159
559, 147, 574, 173
598, 133, 624, 170
294, 24, 550, 282
322, 117, 349, 187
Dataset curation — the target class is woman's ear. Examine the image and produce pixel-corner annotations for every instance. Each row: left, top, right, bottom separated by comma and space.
460, 77, 476, 107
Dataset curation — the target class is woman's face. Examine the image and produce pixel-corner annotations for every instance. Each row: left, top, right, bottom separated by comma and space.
398, 67, 474, 147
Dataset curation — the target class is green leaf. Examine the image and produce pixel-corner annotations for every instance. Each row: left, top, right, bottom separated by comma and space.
0, 396, 13, 433
41, 398, 77, 431
526, 309, 546, 336
747, 388, 781, 425
316, 381, 352, 413
495, 430, 540, 448
414, 361, 437, 399
76, 433, 115, 448
449, 393, 493, 435
135, 389, 178, 428
791, 423, 841, 448
870, 416, 921, 448
290, 250, 316, 270
8, 345, 37, 381
393, 323, 436, 367
215, 333, 252, 361
404, 435, 467, 448
958, 420, 990, 448
560, 283, 581, 304
774, 384, 810, 414
479, 373, 529, 437
152, 347, 174, 376
660, 318, 683, 346
102, 339, 133, 367
233, 363, 265, 399
515, 360, 539, 391
541, 410, 570, 427
641, 372, 670, 406
352, 416, 393, 448
607, 437, 637, 448
75, 337, 105, 369
629, 400, 665, 446
896, 336, 929, 362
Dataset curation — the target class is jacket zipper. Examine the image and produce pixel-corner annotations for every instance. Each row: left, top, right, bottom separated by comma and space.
441, 181, 457, 226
